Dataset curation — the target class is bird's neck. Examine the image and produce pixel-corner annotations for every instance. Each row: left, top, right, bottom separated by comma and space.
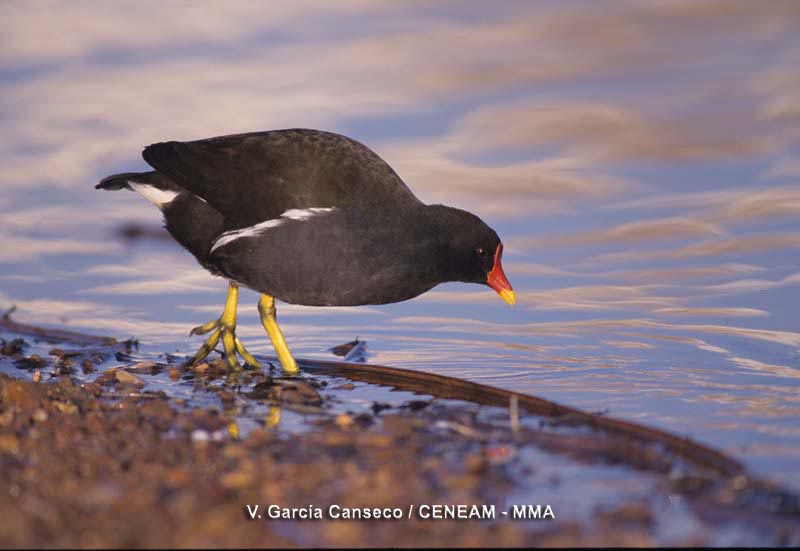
417, 204, 470, 280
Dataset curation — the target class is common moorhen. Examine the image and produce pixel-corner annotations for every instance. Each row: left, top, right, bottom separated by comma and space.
97, 129, 514, 374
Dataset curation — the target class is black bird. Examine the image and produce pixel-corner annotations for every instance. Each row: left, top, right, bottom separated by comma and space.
97, 129, 515, 374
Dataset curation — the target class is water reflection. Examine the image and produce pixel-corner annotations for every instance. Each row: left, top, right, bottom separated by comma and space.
1, 1, 799, 491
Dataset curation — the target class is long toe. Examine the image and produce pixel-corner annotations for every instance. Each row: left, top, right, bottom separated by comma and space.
186, 313, 261, 373
221, 328, 241, 371
235, 336, 263, 369
189, 319, 220, 336
185, 327, 222, 366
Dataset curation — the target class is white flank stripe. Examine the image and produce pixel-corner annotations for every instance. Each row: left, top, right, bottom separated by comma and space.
129, 182, 179, 208
210, 219, 283, 253
210, 207, 335, 253
282, 207, 335, 220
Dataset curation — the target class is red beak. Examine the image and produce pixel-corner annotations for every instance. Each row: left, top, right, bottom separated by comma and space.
487, 243, 516, 306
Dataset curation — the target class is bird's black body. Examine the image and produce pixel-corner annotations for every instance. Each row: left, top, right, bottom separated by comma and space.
97, 129, 507, 307
145, 129, 421, 228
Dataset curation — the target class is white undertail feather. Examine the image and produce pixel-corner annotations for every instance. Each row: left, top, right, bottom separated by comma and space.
210, 208, 336, 253
129, 182, 179, 209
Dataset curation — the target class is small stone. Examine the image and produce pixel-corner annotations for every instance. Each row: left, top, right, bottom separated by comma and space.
353, 413, 375, 428
371, 402, 392, 415
333, 383, 356, 391
53, 401, 78, 415
32, 409, 48, 423
81, 359, 95, 374
115, 370, 145, 387
167, 367, 181, 381
1, 338, 25, 356
55, 358, 76, 375
94, 369, 118, 386
81, 382, 103, 397
193, 363, 210, 375
335, 413, 354, 429
32, 370, 41, 383
127, 361, 157, 374
14, 354, 45, 370
270, 380, 323, 406
732, 475, 748, 491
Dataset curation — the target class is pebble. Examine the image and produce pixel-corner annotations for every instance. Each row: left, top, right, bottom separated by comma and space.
190, 428, 226, 442
81, 359, 95, 374
115, 369, 145, 387
1, 338, 25, 356
53, 401, 78, 415
335, 413, 354, 429
193, 363, 210, 375
32, 409, 49, 423
128, 361, 157, 374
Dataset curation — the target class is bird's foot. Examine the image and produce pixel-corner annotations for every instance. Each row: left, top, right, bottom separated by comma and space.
186, 318, 262, 371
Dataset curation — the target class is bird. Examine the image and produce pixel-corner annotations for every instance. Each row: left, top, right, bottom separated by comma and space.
96, 129, 515, 375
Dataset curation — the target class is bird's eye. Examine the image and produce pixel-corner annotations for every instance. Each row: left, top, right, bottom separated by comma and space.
475, 247, 488, 258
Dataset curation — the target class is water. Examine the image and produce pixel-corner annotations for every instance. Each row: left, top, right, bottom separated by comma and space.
1, 2, 799, 491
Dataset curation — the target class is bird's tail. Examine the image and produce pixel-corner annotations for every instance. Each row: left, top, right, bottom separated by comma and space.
95, 172, 144, 191
96, 171, 185, 210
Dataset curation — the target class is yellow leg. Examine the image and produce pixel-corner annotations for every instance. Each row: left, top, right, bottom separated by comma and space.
258, 294, 299, 375
187, 282, 262, 371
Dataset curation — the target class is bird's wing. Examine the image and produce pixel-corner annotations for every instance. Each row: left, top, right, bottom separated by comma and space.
142, 129, 421, 228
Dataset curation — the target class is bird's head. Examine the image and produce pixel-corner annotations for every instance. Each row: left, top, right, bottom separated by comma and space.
432, 206, 516, 306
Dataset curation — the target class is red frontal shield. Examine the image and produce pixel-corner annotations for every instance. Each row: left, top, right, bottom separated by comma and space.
486, 244, 515, 306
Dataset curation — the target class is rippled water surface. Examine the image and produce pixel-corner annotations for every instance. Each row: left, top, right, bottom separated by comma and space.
1, 2, 799, 490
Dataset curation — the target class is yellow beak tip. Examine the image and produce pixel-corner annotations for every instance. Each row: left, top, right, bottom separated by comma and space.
499, 289, 517, 306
